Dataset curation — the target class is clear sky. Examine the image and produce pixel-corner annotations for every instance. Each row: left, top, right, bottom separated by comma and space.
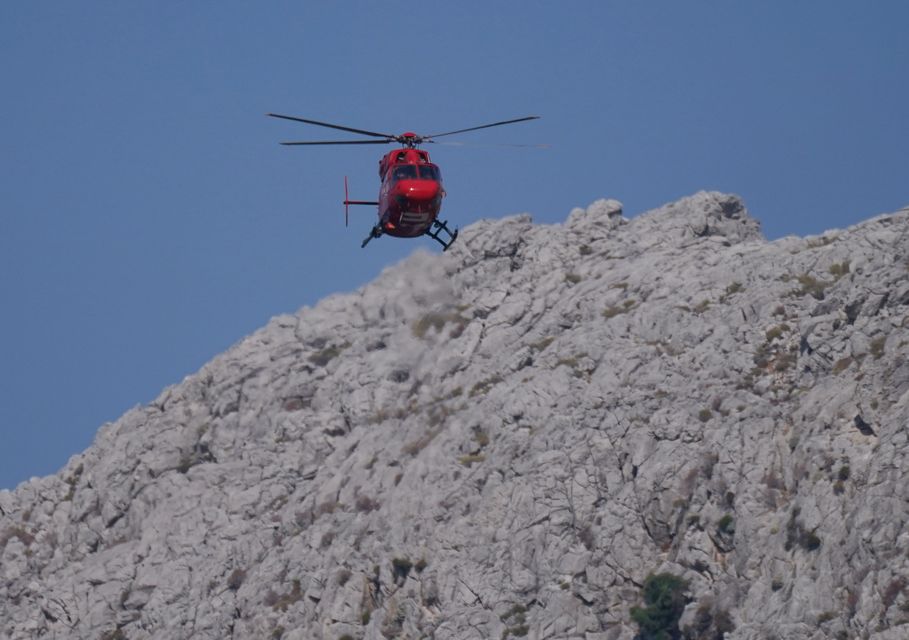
2, 2, 907, 489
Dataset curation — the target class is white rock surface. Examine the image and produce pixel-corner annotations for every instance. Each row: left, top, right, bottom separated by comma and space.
2, 192, 909, 639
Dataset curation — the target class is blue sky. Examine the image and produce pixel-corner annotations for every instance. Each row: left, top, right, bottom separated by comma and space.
2, 2, 907, 489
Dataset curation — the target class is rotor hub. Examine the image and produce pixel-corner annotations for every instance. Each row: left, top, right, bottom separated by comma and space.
399, 132, 423, 148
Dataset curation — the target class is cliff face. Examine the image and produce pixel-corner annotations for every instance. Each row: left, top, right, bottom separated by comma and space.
2, 192, 909, 640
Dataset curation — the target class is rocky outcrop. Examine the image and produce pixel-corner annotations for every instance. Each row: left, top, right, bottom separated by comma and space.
2, 192, 908, 639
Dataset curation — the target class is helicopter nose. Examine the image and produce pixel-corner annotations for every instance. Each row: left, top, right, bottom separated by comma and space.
401, 180, 440, 202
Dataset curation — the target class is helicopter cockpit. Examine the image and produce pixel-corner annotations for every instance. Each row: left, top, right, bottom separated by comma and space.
390, 164, 441, 183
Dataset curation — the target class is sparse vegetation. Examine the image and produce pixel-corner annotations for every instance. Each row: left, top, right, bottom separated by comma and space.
692, 299, 711, 314
683, 601, 735, 639
402, 427, 442, 456
556, 355, 579, 368
724, 281, 743, 297
883, 577, 907, 610
828, 260, 850, 278
355, 495, 380, 513
391, 557, 413, 584
565, 272, 582, 284
698, 409, 713, 423
470, 375, 503, 397
0, 526, 35, 549
458, 454, 486, 467
530, 336, 555, 352
603, 299, 637, 318
788, 273, 829, 300
578, 524, 595, 550
765, 324, 789, 341
227, 568, 247, 591
807, 235, 836, 248
870, 336, 886, 359
266, 579, 303, 612
501, 604, 529, 639
717, 514, 735, 535
309, 342, 349, 366
832, 357, 853, 374
630, 573, 689, 640
817, 611, 837, 625
63, 463, 83, 501
412, 310, 470, 339
785, 508, 821, 552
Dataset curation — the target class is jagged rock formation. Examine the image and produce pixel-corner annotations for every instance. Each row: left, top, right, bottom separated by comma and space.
2, 192, 909, 640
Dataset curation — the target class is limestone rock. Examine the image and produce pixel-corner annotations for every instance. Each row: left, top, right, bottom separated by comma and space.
2, 193, 909, 640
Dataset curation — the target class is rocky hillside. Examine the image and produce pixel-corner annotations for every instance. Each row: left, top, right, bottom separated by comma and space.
2, 192, 909, 640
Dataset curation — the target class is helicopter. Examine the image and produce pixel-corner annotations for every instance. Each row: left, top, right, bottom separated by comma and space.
267, 113, 541, 250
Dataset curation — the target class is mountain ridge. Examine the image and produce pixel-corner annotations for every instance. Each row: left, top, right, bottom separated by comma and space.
2, 192, 909, 639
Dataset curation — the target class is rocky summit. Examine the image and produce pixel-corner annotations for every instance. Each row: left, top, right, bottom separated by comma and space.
2, 192, 909, 640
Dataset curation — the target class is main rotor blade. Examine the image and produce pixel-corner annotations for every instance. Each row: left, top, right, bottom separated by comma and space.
280, 139, 392, 146
267, 113, 395, 139
425, 115, 540, 140
432, 141, 551, 149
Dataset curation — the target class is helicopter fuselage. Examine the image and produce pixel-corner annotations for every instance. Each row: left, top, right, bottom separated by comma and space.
376, 147, 444, 238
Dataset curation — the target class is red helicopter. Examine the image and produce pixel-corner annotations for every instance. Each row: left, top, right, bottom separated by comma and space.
268, 113, 540, 250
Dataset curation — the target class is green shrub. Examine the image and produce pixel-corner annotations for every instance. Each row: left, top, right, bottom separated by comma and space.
807, 235, 836, 248
790, 274, 828, 300
784, 508, 822, 552
309, 343, 348, 366
870, 337, 886, 359
392, 557, 413, 584
458, 454, 486, 467
832, 357, 853, 374
603, 300, 637, 318
692, 300, 710, 314
529, 336, 555, 352
266, 579, 303, 612
227, 568, 246, 591
717, 514, 734, 535
413, 311, 470, 339
828, 261, 850, 278
765, 324, 789, 341
469, 375, 503, 397
630, 573, 689, 640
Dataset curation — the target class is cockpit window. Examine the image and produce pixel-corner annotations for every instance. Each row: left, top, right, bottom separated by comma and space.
418, 165, 440, 180
392, 165, 418, 181
390, 164, 441, 183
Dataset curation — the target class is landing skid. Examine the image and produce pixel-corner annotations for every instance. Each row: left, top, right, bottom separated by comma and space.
425, 219, 459, 251
360, 219, 459, 251
361, 225, 383, 249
